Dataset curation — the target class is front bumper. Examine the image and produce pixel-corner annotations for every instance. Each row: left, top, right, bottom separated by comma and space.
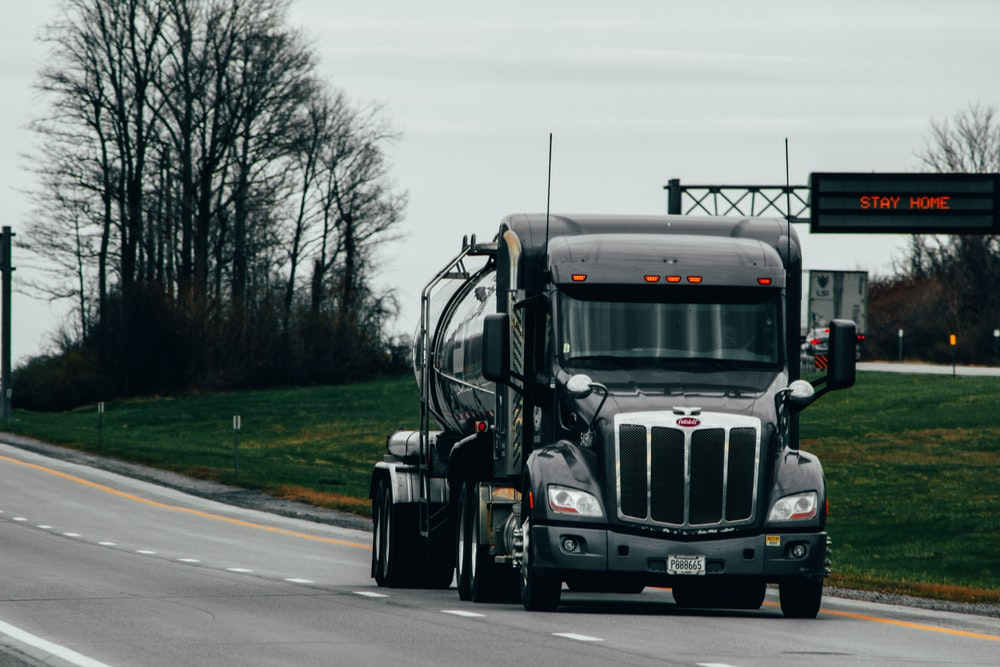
531, 524, 828, 582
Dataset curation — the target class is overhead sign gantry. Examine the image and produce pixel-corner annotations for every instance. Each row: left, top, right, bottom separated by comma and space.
666, 173, 1000, 235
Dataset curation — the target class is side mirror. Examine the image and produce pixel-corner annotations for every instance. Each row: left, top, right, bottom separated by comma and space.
482, 313, 509, 383
566, 374, 594, 397
786, 379, 816, 410
826, 319, 857, 390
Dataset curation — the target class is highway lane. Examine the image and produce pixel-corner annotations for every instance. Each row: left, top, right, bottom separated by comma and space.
0, 443, 997, 666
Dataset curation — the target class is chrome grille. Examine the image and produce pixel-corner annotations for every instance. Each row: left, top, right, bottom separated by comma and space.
616, 413, 760, 528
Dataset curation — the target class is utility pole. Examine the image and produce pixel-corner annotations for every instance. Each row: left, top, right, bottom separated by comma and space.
1, 227, 13, 420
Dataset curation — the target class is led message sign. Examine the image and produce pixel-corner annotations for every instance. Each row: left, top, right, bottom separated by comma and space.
809, 172, 1000, 233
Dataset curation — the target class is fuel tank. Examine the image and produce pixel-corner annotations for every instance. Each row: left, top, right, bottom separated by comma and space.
415, 262, 498, 436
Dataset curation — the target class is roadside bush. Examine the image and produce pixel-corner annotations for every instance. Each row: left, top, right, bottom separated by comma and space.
13, 348, 108, 411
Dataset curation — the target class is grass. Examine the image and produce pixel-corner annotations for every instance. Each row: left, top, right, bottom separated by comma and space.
1, 377, 421, 515
798, 371, 1000, 604
1, 371, 998, 605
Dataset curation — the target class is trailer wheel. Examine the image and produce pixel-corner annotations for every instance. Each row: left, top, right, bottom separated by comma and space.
519, 519, 561, 611
372, 480, 411, 587
421, 527, 456, 590
779, 577, 823, 618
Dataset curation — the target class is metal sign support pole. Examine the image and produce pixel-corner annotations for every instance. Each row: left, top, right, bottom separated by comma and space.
1, 227, 13, 420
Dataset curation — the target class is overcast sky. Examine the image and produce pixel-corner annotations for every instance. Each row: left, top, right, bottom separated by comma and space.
3, 0, 999, 364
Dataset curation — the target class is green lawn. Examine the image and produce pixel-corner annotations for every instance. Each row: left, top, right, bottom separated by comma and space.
2, 371, 998, 604
799, 372, 1000, 603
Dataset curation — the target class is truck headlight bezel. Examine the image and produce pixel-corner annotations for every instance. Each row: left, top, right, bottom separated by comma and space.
547, 485, 604, 518
767, 491, 820, 522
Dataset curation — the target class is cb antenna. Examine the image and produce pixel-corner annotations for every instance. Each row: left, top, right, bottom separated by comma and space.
544, 133, 553, 254
785, 137, 792, 259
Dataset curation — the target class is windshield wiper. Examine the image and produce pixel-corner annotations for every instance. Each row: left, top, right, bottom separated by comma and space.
655, 357, 775, 371
563, 355, 636, 369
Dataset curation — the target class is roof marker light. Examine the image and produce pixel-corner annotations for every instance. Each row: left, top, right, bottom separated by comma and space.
687, 276, 703, 284
758, 277, 773, 285
666, 275, 682, 283
572, 274, 588, 282
644, 275, 660, 283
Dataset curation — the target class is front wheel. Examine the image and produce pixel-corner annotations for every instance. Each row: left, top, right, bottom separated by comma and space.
779, 577, 824, 618
671, 577, 765, 610
519, 519, 561, 611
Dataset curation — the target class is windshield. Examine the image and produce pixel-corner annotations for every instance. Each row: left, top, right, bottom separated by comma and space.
558, 286, 782, 370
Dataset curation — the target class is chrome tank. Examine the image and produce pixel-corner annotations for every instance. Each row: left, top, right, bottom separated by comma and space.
415, 262, 498, 436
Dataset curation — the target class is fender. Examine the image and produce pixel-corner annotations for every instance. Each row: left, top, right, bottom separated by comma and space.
767, 448, 827, 529
447, 429, 493, 489
524, 439, 602, 521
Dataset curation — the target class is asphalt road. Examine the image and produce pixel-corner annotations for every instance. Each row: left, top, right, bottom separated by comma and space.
0, 442, 997, 666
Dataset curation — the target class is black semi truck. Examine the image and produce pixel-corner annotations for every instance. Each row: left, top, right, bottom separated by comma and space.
370, 213, 856, 617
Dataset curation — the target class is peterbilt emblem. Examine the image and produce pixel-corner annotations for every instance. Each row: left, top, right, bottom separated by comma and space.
676, 417, 700, 427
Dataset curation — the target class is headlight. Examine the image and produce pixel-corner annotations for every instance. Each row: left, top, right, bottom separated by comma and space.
768, 492, 819, 522
547, 485, 604, 518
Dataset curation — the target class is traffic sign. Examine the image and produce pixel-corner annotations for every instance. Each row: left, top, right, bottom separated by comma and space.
809, 172, 1000, 233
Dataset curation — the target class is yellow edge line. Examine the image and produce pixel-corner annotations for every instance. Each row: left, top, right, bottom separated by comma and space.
763, 601, 1000, 642
0, 454, 371, 550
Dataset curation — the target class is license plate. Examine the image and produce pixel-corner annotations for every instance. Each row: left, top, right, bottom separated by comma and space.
667, 554, 706, 575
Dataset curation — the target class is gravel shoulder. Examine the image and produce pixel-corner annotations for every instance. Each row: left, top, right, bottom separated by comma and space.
2, 431, 997, 618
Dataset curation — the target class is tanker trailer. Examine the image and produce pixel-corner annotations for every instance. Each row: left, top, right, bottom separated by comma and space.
370, 213, 857, 617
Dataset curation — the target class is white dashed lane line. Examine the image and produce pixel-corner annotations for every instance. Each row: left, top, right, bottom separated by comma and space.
553, 632, 604, 642
2, 511, 318, 587
358, 594, 608, 644
442, 609, 485, 618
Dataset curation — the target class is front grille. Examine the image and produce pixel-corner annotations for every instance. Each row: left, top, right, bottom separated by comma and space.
615, 412, 761, 529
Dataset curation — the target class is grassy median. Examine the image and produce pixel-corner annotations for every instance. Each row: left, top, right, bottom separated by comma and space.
1, 371, 997, 604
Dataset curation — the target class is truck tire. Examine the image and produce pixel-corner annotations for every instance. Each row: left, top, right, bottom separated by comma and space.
779, 577, 824, 618
671, 578, 765, 610
519, 519, 561, 611
455, 482, 474, 600
421, 528, 456, 590
372, 480, 412, 587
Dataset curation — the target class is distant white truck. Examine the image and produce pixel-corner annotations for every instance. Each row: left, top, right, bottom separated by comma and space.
807, 270, 867, 359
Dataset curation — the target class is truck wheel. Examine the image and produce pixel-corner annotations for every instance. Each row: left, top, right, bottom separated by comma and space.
372, 480, 411, 587
519, 519, 561, 611
455, 482, 474, 600
422, 527, 456, 590
729, 578, 766, 609
670, 581, 706, 608
779, 577, 824, 618
672, 578, 765, 610
467, 483, 492, 602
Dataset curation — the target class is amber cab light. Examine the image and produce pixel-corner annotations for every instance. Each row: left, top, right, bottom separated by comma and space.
687, 276, 703, 284
571, 274, 587, 282
758, 277, 773, 285
644, 275, 660, 283
665, 275, 682, 283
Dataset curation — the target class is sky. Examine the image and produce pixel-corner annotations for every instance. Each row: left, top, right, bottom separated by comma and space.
3, 0, 1000, 365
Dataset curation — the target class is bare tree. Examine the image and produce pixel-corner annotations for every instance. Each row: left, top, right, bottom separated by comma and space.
894, 101, 1000, 362
26, 0, 407, 398
917, 102, 1000, 173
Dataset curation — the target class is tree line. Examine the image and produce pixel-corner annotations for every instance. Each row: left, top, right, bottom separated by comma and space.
866, 103, 1000, 366
19, 0, 408, 410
